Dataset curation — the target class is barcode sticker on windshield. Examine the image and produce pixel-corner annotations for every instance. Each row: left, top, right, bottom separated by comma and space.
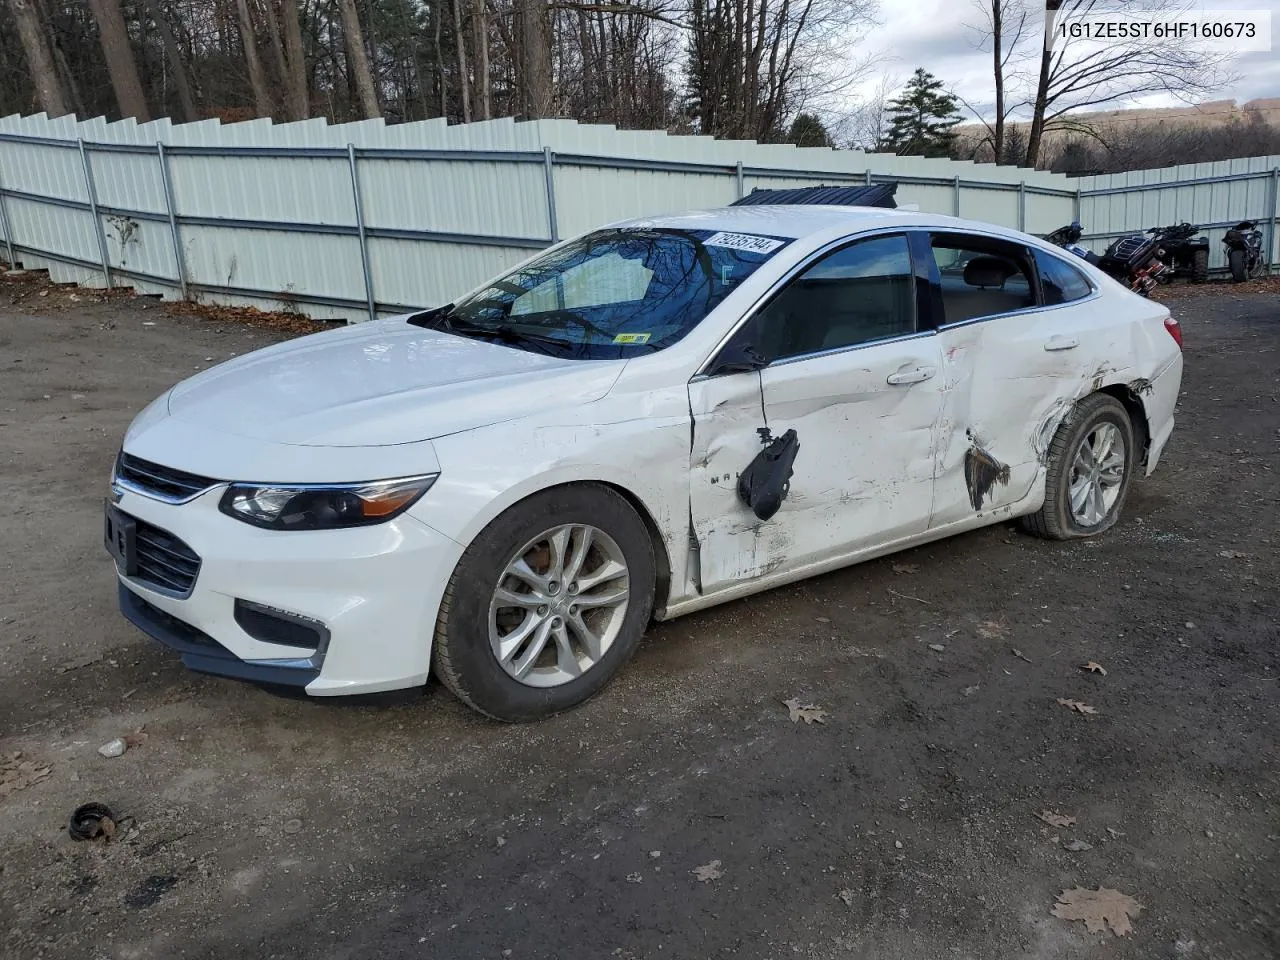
703, 232, 785, 255
613, 332, 651, 344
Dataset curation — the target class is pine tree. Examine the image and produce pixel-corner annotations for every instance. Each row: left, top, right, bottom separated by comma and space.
883, 68, 962, 158
787, 112, 834, 148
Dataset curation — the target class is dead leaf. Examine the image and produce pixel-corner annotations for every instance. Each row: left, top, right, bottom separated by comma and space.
1057, 698, 1099, 715
692, 859, 723, 882
1038, 810, 1077, 828
1106, 827, 1125, 838
1218, 550, 1251, 559
1081, 661, 1108, 676
837, 889, 855, 906
1063, 838, 1093, 852
891, 563, 919, 575
977, 620, 1006, 639
0, 752, 52, 799
782, 699, 827, 725
1051, 886, 1143, 936
122, 727, 149, 749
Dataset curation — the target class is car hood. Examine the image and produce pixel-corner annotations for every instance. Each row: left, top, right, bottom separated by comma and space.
165, 318, 626, 446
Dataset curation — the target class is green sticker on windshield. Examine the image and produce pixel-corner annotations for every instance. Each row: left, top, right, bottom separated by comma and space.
613, 333, 651, 344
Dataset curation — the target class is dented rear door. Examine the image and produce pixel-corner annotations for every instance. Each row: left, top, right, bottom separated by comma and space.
926, 234, 1129, 527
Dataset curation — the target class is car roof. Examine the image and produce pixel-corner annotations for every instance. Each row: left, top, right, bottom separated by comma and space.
620, 205, 1020, 242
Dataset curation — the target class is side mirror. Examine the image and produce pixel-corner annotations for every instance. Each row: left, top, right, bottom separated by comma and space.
737, 429, 800, 521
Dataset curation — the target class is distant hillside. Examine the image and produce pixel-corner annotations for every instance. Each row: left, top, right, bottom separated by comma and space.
955, 98, 1280, 146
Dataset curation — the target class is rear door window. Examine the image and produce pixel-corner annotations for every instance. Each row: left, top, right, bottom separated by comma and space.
929, 234, 1036, 324
1034, 249, 1094, 305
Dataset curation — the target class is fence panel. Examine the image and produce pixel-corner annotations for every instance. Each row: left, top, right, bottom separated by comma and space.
1, 112, 1274, 323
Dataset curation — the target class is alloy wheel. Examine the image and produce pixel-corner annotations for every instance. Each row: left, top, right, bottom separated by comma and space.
1068, 422, 1126, 527
489, 524, 630, 687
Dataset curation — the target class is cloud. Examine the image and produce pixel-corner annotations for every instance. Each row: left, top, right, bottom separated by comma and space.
846, 0, 1280, 119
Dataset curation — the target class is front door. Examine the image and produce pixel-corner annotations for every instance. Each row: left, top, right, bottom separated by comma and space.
688, 232, 944, 594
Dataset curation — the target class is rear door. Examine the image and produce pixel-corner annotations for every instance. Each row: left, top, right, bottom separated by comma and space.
925, 232, 1124, 527
689, 232, 944, 592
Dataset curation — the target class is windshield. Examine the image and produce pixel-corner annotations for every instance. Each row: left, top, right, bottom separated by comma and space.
415, 227, 791, 359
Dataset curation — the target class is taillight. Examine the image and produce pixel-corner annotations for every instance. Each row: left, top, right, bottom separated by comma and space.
1164, 316, 1183, 348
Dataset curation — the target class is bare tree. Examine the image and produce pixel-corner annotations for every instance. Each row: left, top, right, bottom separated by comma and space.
1020, 0, 1235, 166
234, 0, 273, 116
965, 0, 1029, 163
517, 0, 553, 117
338, 0, 379, 118
9, 0, 71, 115
278, 0, 309, 119
142, 0, 198, 120
88, 0, 151, 120
472, 0, 491, 120
686, 0, 876, 142
837, 73, 896, 150
452, 0, 472, 121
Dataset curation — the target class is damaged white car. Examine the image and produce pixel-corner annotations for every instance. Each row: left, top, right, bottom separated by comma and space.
107, 205, 1183, 720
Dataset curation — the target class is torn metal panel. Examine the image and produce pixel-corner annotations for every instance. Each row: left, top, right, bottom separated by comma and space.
749, 339, 944, 568
964, 442, 1011, 510
930, 303, 1130, 526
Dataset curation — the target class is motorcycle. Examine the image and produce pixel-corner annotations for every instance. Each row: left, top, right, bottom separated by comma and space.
1044, 221, 1099, 265
1150, 222, 1210, 283
1222, 220, 1265, 282
1044, 221, 1171, 296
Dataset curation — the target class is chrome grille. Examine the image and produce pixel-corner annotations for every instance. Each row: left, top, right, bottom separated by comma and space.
133, 519, 201, 596
116, 453, 219, 503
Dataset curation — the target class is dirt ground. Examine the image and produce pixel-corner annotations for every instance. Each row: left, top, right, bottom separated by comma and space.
0, 271, 1276, 960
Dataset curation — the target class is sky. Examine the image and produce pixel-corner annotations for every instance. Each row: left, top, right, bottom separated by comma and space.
849, 0, 1280, 121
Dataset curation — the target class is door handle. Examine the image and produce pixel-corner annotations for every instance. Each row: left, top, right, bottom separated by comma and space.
1044, 335, 1079, 351
886, 365, 936, 386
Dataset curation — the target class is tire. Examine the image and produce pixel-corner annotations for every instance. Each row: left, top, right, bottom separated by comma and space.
1020, 394, 1137, 541
432, 484, 655, 722
1229, 248, 1247, 282
1191, 249, 1209, 283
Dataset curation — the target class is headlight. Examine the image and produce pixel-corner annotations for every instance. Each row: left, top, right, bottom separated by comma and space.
218, 475, 437, 530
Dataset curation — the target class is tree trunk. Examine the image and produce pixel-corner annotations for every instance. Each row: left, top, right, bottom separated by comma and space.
451, 0, 471, 122
234, 0, 273, 116
88, 0, 151, 121
338, 0, 379, 118
473, 0, 491, 120
10, 0, 71, 116
433, 1, 447, 117
990, 0, 1004, 162
1024, 44, 1052, 167
517, 0, 552, 118
142, 0, 198, 121
279, 0, 309, 120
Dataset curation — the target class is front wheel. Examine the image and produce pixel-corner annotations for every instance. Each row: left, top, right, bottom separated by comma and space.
1021, 394, 1136, 540
432, 484, 656, 721
1228, 248, 1247, 282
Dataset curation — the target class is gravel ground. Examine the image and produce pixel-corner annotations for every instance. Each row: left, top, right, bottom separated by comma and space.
0, 272, 1277, 960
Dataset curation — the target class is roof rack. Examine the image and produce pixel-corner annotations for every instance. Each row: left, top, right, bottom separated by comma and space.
729, 182, 897, 209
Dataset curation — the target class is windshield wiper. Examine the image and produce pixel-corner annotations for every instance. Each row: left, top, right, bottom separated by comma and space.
442, 318, 565, 356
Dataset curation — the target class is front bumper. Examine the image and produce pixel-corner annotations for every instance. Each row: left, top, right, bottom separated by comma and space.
111, 486, 465, 696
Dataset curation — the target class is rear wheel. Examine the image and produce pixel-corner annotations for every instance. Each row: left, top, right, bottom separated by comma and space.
1191, 249, 1209, 283
1229, 248, 1247, 282
1021, 394, 1136, 540
432, 484, 655, 722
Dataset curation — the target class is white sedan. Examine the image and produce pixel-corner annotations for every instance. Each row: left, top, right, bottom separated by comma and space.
106, 205, 1183, 720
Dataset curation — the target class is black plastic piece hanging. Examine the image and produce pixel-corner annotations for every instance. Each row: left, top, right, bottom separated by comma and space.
737, 428, 799, 522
